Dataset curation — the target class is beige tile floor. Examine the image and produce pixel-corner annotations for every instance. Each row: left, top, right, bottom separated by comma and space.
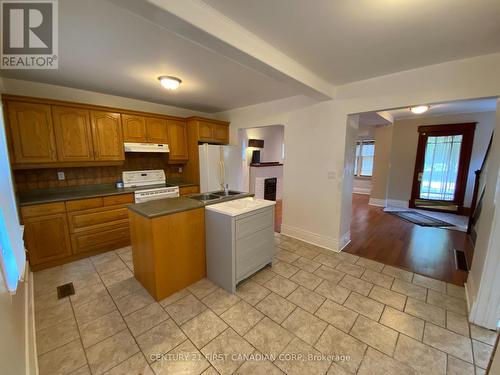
33, 234, 497, 375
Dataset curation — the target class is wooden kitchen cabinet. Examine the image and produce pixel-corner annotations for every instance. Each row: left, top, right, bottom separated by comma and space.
7, 101, 58, 164
90, 110, 125, 161
213, 123, 229, 143
146, 117, 168, 143
22, 205, 72, 266
188, 117, 230, 144
122, 115, 168, 144
129, 207, 206, 301
122, 114, 147, 142
198, 121, 214, 141
21, 193, 133, 270
167, 119, 189, 162
52, 106, 94, 162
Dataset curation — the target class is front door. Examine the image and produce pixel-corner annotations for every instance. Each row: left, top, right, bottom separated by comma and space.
410, 123, 476, 214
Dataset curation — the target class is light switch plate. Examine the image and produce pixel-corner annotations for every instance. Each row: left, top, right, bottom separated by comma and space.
57, 171, 65, 180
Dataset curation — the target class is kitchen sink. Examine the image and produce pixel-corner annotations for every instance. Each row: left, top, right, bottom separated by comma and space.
212, 190, 242, 196
189, 193, 220, 202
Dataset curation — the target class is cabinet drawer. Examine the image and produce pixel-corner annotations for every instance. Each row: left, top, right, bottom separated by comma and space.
67, 205, 129, 233
21, 202, 66, 219
179, 185, 199, 195
235, 226, 274, 280
66, 197, 103, 212
103, 193, 133, 206
235, 208, 274, 240
71, 224, 130, 254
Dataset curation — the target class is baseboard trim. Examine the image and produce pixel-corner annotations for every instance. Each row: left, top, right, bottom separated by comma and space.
26, 267, 38, 375
386, 199, 409, 209
368, 198, 386, 207
352, 187, 371, 195
281, 224, 340, 252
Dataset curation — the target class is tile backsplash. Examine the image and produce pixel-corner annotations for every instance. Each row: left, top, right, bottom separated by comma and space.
14, 153, 183, 192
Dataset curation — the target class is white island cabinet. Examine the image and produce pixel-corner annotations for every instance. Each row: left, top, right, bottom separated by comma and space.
205, 197, 276, 293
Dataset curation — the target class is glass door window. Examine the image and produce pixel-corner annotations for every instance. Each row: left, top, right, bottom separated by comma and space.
419, 135, 462, 201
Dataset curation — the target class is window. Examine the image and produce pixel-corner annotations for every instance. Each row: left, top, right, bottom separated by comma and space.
354, 140, 375, 177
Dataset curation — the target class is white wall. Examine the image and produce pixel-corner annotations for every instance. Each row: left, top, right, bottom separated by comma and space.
370, 125, 394, 204
0, 95, 36, 374
386, 111, 496, 208
243, 126, 284, 163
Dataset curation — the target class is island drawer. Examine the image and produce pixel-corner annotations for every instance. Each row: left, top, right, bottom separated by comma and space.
235, 226, 274, 280
235, 208, 274, 240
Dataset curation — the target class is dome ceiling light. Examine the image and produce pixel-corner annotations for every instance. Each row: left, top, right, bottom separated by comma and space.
410, 105, 430, 114
158, 76, 182, 90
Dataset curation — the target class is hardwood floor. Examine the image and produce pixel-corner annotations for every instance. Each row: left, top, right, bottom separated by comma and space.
274, 199, 282, 233
344, 194, 469, 285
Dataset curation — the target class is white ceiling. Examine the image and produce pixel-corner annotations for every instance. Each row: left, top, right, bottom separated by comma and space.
386, 98, 498, 120
0, 0, 303, 112
203, 0, 500, 85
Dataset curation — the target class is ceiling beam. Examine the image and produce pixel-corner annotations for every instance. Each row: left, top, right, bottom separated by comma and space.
108, 0, 335, 101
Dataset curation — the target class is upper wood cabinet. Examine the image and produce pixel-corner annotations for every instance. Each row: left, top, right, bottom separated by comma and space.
52, 106, 94, 162
146, 117, 168, 143
7, 101, 57, 163
122, 114, 168, 144
189, 118, 230, 144
213, 124, 229, 143
122, 114, 147, 142
167, 119, 188, 162
90, 111, 124, 161
198, 121, 214, 141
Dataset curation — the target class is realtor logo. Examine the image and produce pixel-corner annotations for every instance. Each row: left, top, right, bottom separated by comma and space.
1, 0, 58, 69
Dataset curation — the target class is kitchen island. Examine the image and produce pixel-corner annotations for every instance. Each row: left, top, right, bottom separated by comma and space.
127, 192, 252, 301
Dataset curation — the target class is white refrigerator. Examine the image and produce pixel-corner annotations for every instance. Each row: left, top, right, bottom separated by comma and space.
199, 144, 244, 193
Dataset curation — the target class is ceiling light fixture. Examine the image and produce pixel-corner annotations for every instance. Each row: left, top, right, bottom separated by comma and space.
410, 105, 429, 114
158, 76, 182, 90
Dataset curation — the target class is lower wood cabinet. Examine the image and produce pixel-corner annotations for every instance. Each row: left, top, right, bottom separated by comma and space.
71, 223, 130, 254
21, 193, 133, 270
23, 212, 72, 266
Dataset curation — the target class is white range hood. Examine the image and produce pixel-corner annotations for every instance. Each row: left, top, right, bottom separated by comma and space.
124, 142, 169, 153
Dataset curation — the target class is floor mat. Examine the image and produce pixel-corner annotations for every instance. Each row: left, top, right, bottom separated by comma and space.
387, 210, 455, 227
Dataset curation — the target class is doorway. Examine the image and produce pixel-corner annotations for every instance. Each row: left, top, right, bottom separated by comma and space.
410, 123, 476, 214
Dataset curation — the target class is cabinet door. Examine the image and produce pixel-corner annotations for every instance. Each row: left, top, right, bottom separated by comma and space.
198, 121, 214, 141
52, 106, 94, 162
146, 117, 168, 143
24, 213, 72, 266
90, 111, 124, 161
122, 114, 147, 142
213, 124, 229, 144
167, 119, 188, 161
7, 101, 57, 163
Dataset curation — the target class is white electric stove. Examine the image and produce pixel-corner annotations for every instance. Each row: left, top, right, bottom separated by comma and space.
122, 170, 179, 203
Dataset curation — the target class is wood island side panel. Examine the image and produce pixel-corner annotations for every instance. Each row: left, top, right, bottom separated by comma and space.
129, 207, 206, 301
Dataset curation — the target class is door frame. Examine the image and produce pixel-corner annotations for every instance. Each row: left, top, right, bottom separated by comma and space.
409, 123, 476, 214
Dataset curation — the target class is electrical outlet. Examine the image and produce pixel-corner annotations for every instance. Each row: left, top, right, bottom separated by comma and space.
178, 167, 183, 173
57, 171, 65, 180
327, 171, 335, 180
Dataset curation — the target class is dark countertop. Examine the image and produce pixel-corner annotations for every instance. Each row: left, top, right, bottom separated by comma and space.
17, 181, 198, 206
127, 192, 254, 218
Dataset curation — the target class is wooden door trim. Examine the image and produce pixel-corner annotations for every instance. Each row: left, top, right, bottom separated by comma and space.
410, 123, 476, 214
